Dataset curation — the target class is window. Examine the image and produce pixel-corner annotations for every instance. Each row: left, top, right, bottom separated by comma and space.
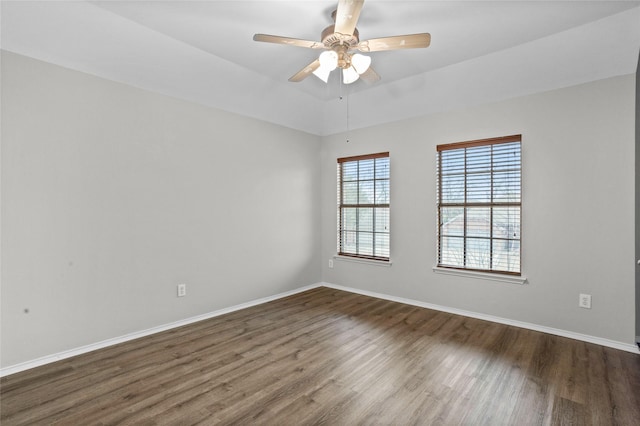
337, 152, 390, 261
437, 135, 521, 275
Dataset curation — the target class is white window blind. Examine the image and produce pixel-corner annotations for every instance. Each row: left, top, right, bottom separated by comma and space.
437, 135, 521, 275
338, 152, 390, 261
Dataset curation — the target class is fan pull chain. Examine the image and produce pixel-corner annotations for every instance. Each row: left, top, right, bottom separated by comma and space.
345, 93, 350, 143
339, 76, 350, 143
340, 94, 351, 143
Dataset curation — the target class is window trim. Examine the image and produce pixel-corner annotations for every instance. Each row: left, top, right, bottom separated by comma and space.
334, 254, 393, 267
337, 152, 390, 262
432, 266, 527, 285
436, 135, 522, 276
436, 134, 521, 152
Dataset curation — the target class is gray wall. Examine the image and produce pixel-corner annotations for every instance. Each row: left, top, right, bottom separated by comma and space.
321, 74, 636, 345
1, 51, 322, 367
2, 49, 637, 369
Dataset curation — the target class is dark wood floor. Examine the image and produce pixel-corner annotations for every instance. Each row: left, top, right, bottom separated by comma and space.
2, 287, 639, 425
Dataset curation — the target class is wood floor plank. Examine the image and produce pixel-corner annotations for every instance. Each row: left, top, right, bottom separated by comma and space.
2, 287, 639, 425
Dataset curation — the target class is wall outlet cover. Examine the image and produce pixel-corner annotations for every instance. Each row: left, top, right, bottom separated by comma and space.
178, 284, 187, 297
579, 293, 591, 309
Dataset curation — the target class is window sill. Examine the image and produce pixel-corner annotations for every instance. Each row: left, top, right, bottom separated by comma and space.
432, 266, 527, 285
334, 255, 393, 267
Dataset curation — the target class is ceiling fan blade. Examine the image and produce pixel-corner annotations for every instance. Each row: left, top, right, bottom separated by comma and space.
358, 33, 431, 52
289, 59, 322, 82
334, 0, 364, 37
253, 34, 325, 49
359, 66, 380, 84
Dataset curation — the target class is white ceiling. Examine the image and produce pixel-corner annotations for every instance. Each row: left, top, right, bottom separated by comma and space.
2, 1, 640, 135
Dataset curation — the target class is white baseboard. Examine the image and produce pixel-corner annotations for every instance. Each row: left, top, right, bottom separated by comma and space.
321, 282, 640, 355
0, 283, 323, 377
3, 281, 637, 377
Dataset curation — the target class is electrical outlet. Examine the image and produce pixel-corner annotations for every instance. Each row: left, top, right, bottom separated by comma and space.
328, 259, 334, 269
579, 293, 591, 309
177, 283, 187, 297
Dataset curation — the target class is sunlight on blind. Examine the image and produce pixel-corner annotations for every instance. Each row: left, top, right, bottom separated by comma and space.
337, 152, 390, 261
437, 136, 521, 275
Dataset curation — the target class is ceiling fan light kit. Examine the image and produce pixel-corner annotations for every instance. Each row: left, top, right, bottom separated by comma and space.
351, 53, 371, 74
312, 65, 332, 83
319, 50, 339, 71
343, 65, 360, 84
314, 49, 371, 84
253, 0, 430, 85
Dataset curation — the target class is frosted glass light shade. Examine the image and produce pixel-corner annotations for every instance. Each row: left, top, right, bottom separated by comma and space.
343, 66, 360, 84
351, 54, 371, 74
312, 66, 331, 83
319, 50, 339, 71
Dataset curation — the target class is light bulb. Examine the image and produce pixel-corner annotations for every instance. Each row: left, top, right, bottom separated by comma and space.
312, 66, 331, 83
351, 54, 371, 74
318, 50, 338, 71
343, 66, 360, 84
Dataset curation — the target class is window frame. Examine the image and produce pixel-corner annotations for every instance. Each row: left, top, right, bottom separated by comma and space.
337, 152, 390, 262
436, 135, 522, 276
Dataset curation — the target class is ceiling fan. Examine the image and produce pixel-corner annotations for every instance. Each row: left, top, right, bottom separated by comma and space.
253, 0, 431, 85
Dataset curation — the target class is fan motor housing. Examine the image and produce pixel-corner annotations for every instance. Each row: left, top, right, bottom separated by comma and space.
321, 25, 360, 49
